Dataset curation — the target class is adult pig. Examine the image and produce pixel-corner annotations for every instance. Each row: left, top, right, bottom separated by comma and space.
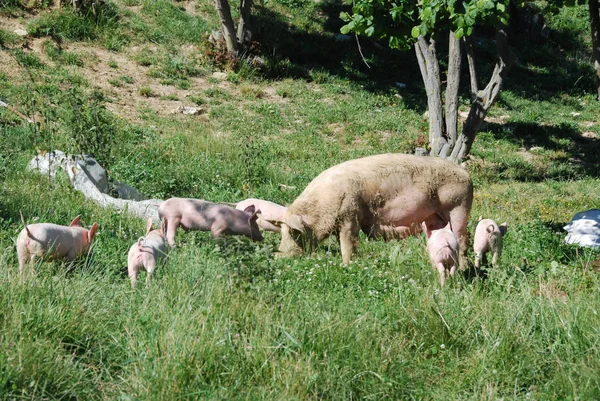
235, 198, 287, 233
473, 218, 507, 268
127, 217, 169, 287
158, 198, 263, 247
426, 225, 459, 286
17, 213, 99, 277
278, 154, 473, 267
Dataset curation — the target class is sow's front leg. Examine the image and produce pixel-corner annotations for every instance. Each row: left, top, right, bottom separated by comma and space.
449, 206, 470, 270
339, 218, 359, 265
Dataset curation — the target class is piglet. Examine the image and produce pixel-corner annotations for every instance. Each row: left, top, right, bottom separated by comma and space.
473, 218, 507, 268
127, 217, 169, 288
16, 213, 99, 277
425, 225, 459, 286
158, 197, 263, 247
235, 198, 287, 233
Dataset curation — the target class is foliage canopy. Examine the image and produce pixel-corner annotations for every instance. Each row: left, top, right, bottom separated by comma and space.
341, 0, 511, 49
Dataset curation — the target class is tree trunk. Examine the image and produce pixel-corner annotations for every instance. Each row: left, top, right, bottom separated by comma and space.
449, 25, 515, 162
414, 36, 446, 155
214, 0, 239, 55
237, 0, 253, 53
443, 31, 462, 158
590, 0, 600, 100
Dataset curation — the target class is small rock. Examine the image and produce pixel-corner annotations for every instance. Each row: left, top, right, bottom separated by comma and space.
571, 112, 581, 117
170, 106, 204, 115
212, 72, 228, 80
14, 29, 28, 37
279, 184, 296, 191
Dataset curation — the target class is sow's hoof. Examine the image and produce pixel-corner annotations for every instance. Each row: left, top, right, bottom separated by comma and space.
274, 250, 302, 259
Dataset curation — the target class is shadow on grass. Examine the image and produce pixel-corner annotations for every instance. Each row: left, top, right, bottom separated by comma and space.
251, 0, 595, 113
473, 120, 600, 181
506, 27, 596, 101
251, 1, 428, 111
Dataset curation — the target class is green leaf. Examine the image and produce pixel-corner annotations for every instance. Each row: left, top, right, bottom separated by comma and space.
365, 26, 375, 36
496, 3, 505, 12
340, 25, 352, 34
455, 27, 464, 39
411, 26, 421, 38
423, 7, 432, 19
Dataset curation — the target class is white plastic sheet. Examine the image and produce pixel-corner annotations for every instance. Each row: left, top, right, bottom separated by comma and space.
564, 209, 600, 248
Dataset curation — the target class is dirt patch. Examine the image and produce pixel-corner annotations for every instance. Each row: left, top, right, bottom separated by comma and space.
581, 131, 597, 139
0, 13, 221, 124
536, 282, 568, 301
516, 148, 535, 162
262, 86, 288, 103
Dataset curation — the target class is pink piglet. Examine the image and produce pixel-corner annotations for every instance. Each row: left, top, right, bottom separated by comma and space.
473, 218, 507, 268
425, 224, 459, 286
17, 212, 99, 278
127, 217, 169, 288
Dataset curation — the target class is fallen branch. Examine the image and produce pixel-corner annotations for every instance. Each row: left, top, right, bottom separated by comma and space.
28, 150, 163, 222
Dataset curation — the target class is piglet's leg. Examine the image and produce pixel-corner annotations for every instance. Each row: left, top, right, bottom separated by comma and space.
166, 218, 180, 247
145, 260, 156, 288
491, 249, 500, 268
436, 262, 447, 286
128, 262, 139, 288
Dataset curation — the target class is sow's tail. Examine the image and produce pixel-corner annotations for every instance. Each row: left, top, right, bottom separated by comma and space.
20, 210, 32, 237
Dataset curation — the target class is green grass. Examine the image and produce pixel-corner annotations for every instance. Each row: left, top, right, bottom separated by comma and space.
1, 0, 600, 399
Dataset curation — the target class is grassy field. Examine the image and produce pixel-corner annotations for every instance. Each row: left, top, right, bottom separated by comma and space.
2, 0, 600, 399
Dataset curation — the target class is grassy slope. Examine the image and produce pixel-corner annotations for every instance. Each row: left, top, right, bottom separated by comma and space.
1, 1, 600, 399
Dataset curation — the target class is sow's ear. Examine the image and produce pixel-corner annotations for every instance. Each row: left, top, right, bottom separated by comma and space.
285, 214, 305, 233
499, 222, 508, 236
88, 222, 99, 242
69, 215, 82, 227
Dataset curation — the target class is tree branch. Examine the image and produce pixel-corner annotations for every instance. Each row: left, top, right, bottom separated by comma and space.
463, 35, 479, 100
237, 0, 253, 54
589, 0, 600, 100
450, 25, 515, 162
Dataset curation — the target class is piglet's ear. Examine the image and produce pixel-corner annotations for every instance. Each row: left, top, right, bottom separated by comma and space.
250, 209, 261, 223
88, 222, 99, 242
145, 217, 154, 236
69, 215, 82, 227
499, 223, 508, 236
243, 205, 256, 215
